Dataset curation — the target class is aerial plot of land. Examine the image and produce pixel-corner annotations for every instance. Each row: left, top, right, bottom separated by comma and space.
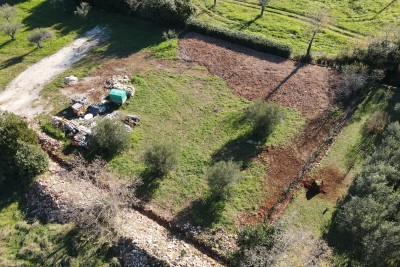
0, 0, 399, 266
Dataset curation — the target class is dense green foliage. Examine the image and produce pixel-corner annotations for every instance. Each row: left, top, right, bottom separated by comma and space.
237, 222, 274, 249
143, 141, 178, 176
206, 160, 242, 199
91, 119, 130, 157
14, 142, 49, 178
186, 17, 292, 58
245, 101, 284, 138
138, 0, 193, 26
0, 112, 48, 180
332, 122, 400, 266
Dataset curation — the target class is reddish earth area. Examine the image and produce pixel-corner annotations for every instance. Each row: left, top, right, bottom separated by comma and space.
179, 33, 339, 120
179, 33, 341, 224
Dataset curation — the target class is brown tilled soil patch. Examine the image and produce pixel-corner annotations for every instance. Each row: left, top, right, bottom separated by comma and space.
303, 167, 347, 201
179, 33, 341, 224
179, 32, 339, 120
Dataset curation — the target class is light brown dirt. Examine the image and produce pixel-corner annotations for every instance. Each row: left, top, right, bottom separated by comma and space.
179, 32, 339, 120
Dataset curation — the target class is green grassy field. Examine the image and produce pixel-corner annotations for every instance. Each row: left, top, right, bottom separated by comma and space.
194, 0, 400, 57
108, 69, 304, 228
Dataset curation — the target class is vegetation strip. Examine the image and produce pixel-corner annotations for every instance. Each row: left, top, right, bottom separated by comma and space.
266, 95, 366, 221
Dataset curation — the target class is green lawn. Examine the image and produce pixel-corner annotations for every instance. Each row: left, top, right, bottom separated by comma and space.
107, 69, 304, 228
194, 0, 400, 57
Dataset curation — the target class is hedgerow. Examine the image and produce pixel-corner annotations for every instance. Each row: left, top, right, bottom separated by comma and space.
186, 18, 292, 58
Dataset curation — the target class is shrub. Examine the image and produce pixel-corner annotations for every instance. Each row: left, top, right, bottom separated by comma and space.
14, 142, 49, 178
206, 160, 242, 199
245, 101, 284, 138
138, 0, 193, 26
91, 119, 130, 157
27, 28, 53, 48
143, 141, 178, 176
237, 222, 274, 249
363, 110, 389, 136
186, 18, 292, 58
0, 112, 47, 180
337, 63, 369, 99
74, 2, 91, 18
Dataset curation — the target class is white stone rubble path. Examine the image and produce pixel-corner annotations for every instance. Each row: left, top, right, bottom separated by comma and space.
34, 176, 223, 267
0, 26, 108, 118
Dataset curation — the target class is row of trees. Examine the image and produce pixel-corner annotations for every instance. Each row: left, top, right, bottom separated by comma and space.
332, 122, 400, 266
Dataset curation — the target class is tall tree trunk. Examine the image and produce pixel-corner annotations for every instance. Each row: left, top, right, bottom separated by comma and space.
261, 5, 265, 16
214, 0, 217, 7
306, 31, 317, 57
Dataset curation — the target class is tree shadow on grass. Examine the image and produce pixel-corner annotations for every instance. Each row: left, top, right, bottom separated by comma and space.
0, 50, 35, 70
135, 169, 164, 202
212, 132, 265, 168
173, 194, 226, 228
238, 15, 261, 30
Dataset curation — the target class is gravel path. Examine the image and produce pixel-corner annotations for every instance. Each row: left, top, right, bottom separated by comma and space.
0, 26, 107, 118
30, 175, 223, 266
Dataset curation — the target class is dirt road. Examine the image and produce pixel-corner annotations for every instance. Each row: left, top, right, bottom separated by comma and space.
0, 26, 107, 118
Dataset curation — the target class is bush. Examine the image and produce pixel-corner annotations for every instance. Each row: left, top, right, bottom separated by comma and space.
27, 28, 53, 48
0, 112, 47, 180
143, 141, 178, 176
337, 63, 369, 99
206, 160, 241, 199
245, 101, 284, 138
91, 119, 130, 156
138, 0, 193, 26
74, 2, 91, 18
237, 222, 274, 249
14, 142, 49, 178
186, 18, 292, 58
363, 110, 389, 136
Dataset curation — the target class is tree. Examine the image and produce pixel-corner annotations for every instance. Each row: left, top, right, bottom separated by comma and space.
0, 4, 17, 22
74, 2, 91, 18
27, 28, 53, 48
143, 141, 178, 176
1, 20, 23, 40
259, 0, 270, 16
91, 119, 130, 157
14, 141, 49, 178
0, 112, 48, 180
332, 122, 400, 266
305, 8, 330, 60
245, 101, 284, 138
206, 160, 242, 199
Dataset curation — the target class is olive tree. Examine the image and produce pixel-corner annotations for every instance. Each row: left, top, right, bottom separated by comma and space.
27, 28, 53, 48
91, 119, 130, 157
259, 0, 270, 16
206, 160, 242, 199
0, 4, 17, 22
143, 141, 178, 176
305, 8, 330, 60
1, 20, 23, 40
245, 101, 284, 138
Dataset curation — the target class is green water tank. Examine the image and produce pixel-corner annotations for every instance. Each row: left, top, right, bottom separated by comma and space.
109, 89, 127, 104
